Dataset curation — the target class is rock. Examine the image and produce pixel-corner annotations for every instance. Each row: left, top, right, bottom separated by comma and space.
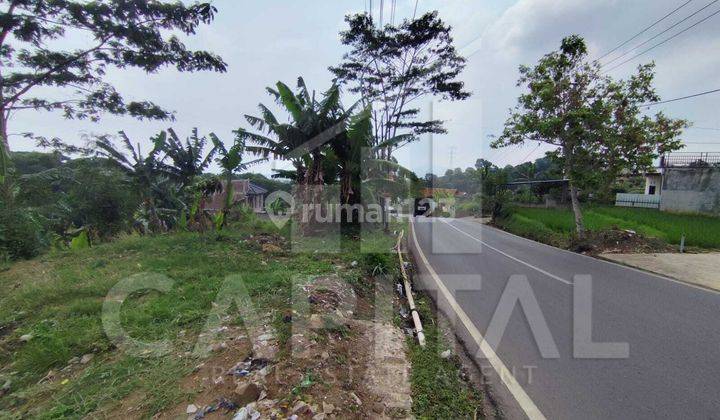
350, 392, 362, 406
80, 354, 94, 364
292, 400, 313, 415
322, 402, 335, 414
372, 401, 385, 414
440, 350, 452, 359
210, 342, 228, 352
320, 351, 329, 360
233, 382, 261, 405
258, 365, 272, 378
350, 260, 358, 267
67, 357, 80, 365
257, 333, 274, 341
233, 403, 260, 420
308, 314, 325, 330
186, 404, 198, 414
312, 414, 326, 420
19, 334, 33, 342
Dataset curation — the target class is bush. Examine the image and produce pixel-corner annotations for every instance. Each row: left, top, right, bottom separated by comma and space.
0, 204, 47, 259
495, 213, 564, 247
455, 201, 481, 217
362, 252, 394, 275
17, 158, 139, 240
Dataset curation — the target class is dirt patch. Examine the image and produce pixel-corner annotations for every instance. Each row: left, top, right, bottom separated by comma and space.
149, 276, 412, 419
570, 229, 675, 255
246, 233, 287, 254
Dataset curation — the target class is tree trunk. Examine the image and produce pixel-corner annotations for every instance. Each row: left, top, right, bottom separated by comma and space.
0, 108, 13, 202
0, 109, 9, 154
300, 151, 324, 234
569, 182, 585, 237
382, 194, 391, 233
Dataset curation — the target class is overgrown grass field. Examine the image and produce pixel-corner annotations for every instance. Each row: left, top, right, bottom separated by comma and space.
499, 206, 720, 249
0, 219, 399, 418
0, 218, 482, 418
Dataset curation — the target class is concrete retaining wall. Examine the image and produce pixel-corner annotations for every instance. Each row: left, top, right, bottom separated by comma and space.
660, 167, 720, 215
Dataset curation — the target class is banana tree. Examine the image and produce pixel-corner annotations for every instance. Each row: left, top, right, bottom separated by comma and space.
238, 78, 354, 229
93, 131, 170, 232
209, 134, 266, 228
159, 128, 218, 189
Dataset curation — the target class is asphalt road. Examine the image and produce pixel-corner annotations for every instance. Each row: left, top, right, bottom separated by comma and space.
409, 217, 720, 420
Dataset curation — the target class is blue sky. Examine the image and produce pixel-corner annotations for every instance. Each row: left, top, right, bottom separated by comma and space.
8, 0, 720, 177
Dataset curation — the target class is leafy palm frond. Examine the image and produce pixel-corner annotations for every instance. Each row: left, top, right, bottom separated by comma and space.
297, 77, 312, 106
117, 131, 139, 163
276, 81, 304, 123
319, 84, 341, 118
373, 133, 415, 151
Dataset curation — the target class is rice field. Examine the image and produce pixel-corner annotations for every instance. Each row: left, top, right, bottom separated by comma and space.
503, 206, 720, 249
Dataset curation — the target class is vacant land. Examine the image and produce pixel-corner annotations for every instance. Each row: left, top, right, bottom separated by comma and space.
0, 219, 483, 418
497, 206, 720, 249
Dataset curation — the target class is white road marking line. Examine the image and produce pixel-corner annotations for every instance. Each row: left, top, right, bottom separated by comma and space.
453, 218, 720, 296
410, 219, 548, 420
441, 219, 572, 286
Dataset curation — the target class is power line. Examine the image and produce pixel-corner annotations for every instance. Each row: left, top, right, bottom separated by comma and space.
516, 143, 543, 165
596, 0, 694, 61
413, 0, 419, 19
602, 0, 719, 67
391, 0, 396, 25
604, 7, 720, 72
379, 0, 384, 26
640, 88, 720, 107
688, 126, 720, 131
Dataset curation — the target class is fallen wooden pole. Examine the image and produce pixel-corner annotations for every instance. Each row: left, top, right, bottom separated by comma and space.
397, 230, 426, 347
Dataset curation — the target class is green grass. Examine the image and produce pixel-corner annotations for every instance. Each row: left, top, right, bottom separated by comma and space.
497, 206, 720, 249
0, 219, 399, 418
407, 295, 484, 419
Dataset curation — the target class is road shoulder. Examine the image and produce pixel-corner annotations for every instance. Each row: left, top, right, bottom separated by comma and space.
599, 252, 720, 293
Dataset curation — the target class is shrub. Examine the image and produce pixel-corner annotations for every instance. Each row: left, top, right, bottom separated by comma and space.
456, 201, 481, 217
0, 204, 47, 259
362, 252, 394, 275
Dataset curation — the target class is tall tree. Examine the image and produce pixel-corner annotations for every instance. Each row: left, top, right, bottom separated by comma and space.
493, 35, 686, 236
0, 0, 227, 153
330, 11, 470, 159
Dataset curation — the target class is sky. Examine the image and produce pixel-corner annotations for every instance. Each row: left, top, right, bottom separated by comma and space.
7, 0, 720, 177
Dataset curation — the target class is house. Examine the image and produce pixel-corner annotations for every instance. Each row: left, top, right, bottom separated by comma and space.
204, 179, 268, 213
617, 153, 720, 214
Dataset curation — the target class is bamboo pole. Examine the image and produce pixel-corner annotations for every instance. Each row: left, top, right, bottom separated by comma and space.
397, 230, 426, 347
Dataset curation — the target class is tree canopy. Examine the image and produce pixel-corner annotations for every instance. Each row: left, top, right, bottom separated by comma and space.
330, 11, 470, 160
492, 35, 687, 235
0, 0, 227, 152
